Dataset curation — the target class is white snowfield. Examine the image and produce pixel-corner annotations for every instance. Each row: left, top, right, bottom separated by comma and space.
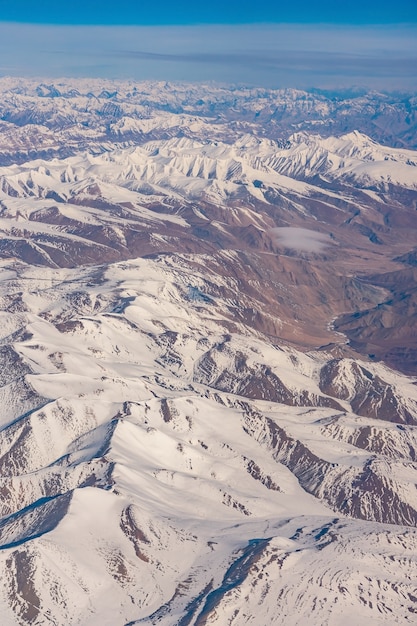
0, 256, 416, 625
0, 130, 416, 205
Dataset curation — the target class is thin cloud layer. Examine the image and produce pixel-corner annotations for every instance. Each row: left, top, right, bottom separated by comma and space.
0, 23, 416, 89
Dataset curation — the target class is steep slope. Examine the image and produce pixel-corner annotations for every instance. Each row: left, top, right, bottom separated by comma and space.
0, 255, 417, 624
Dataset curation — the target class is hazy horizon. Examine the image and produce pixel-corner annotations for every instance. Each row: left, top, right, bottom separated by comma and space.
0, 23, 416, 91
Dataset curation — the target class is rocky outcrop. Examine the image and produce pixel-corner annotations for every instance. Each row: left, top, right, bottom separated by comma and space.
320, 359, 417, 424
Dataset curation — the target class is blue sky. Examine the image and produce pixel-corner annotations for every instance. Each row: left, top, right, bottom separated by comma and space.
0, 0, 416, 25
0, 1, 416, 89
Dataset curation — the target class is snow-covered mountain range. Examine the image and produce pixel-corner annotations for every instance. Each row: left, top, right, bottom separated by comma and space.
0, 78, 417, 625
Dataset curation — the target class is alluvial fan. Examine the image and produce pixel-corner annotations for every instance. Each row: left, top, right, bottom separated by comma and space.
0, 78, 417, 625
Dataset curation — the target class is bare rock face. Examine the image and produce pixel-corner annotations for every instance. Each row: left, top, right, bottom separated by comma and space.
0, 79, 416, 625
319, 359, 417, 424
194, 343, 343, 410
242, 408, 417, 527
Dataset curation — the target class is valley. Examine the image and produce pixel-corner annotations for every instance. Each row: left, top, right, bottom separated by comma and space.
0, 79, 416, 625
